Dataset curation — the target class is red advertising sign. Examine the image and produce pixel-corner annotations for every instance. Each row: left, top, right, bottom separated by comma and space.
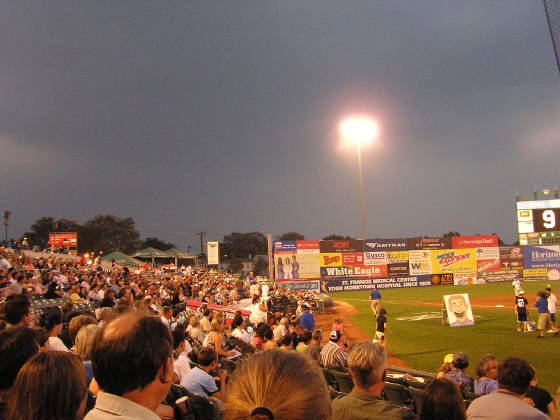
296, 240, 320, 250
342, 253, 365, 265
477, 259, 501, 272
452, 235, 498, 249
49, 232, 78, 248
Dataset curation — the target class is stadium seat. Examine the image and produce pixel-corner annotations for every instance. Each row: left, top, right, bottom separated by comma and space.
322, 368, 339, 391
382, 382, 414, 409
407, 385, 425, 414
330, 370, 354, 394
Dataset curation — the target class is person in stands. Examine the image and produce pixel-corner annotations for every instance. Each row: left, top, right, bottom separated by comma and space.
419, 377, 466, 420
224, 349, 331, 420
6, 351, 87, 420
85, 311, 174, 420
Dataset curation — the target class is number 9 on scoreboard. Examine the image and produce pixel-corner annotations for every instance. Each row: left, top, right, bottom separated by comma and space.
533, 208, 560, 232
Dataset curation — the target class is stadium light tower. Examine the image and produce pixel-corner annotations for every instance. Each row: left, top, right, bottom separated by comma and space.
340, 117, 378, 240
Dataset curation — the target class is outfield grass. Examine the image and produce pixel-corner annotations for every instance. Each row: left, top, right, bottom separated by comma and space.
328, 280, 559, 393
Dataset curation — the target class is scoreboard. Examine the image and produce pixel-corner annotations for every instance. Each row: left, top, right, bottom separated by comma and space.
517, 199, 560, 245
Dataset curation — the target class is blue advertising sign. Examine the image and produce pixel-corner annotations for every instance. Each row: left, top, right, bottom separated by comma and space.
364, 238, 408, 252
321, 275, 432, 292
273, 241, 297, 252
523, 245, 560, 269
278, 280, 320, 292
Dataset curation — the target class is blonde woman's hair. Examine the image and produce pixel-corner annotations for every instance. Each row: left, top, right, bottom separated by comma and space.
224, 349, 331, 420
74, 324, 99, 361
210, 317, 224, 333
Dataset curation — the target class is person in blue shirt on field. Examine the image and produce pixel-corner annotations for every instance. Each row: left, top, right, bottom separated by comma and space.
535, 291, 558, 338
299, 303, 315, 331
369, 287, 381, 317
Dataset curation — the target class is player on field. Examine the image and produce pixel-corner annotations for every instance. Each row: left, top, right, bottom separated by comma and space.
515, 290, 529, 332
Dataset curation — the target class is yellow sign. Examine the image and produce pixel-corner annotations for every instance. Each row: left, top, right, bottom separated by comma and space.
319, 253, 343, 267
388, 251, 409, 263
431, 249, 476, 274
523, 269, 548, 278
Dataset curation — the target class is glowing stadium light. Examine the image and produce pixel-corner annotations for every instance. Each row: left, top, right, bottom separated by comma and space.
340, 118, 378, 145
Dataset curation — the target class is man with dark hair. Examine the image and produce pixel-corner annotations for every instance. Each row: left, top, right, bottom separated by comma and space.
332, 341, 415, 420
299, 303, 315, 332
4, 295, 32, 328
445, 352, 474, 393
0, 327, 39, 416
85, 312, 174, 420
180, 346, 226, 401
467, 357, 548, 420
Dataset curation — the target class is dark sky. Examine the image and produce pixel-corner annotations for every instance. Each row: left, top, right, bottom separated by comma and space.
2, 1, 559, 249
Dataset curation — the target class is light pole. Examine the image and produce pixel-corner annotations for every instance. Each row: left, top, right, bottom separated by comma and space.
340, 118, 378, 240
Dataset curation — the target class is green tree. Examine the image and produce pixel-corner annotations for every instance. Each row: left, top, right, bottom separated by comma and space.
253, 257, 268, 276
79, 215, 140, 254
140, 237, 176, 250
278, 232, 305, 241
442, 231, 461, 237
221, 232, 267, 259
228, 258, 243, 273
322, 234, 356, 240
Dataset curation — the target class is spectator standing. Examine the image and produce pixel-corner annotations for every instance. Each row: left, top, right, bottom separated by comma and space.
332, 341, 415, 420
535, 291, 559, 338
85, 312, 174, 420
445, 352, 474, 393
545, 285, 558, 330
474, 354, 499, 395
466, 357, 548, 420
298, 303, 314, 331
369, 286, 382, 316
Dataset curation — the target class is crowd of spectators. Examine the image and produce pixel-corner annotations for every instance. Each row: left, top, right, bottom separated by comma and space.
3, 246, 560, 420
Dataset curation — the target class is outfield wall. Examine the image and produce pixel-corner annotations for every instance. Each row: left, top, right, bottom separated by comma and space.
273, 237, 560, 292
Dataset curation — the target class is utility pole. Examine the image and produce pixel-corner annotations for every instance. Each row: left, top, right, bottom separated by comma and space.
187, 245, 192, 253
3, 211, 10, 244
196, 232, 206, 265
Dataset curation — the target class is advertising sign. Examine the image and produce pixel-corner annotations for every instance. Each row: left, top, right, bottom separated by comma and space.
277, 280, 320, 292
387, 251, 409, 263
523, 269, 549, 281
321, 275, 432, 292
523, 245, 560, 269
409, 250, 432, 275
319, 240, 364, 253
320, 265, 387, 278
499, 246, 523, 269
475, 247, 500, 260
364, 238, 408, 252
49, 232, 78, 248
477, 259, 501, 272
477, 269, 523, 284
453, 273, 479, 285
452, 235, 499, 249
207, 242, 219, 265
273, 241, 297, 252
431, 249, 477, 274
292, 253, 320, 279
388, 262, 410, 276
342, 253, 365, 266
320, 253, 343, 267
407, 237, 452, 250
296, 240, 320, 253
364, 251, 387, 265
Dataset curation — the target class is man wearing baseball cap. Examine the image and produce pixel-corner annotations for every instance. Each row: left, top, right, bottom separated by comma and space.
319, 330, 347, 368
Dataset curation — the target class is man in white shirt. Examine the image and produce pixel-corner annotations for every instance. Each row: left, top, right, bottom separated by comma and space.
85, 312, 173, 420
546, 285, 558, 329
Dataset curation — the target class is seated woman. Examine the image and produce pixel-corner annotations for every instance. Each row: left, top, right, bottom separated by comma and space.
419, 377, 466, 420
203, 317, 236, 358
6, 351, 88, 420
224, 348, 331, 420
39, 307, 69, 352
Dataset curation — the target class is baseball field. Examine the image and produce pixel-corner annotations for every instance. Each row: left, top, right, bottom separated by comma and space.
323, 280, 559, 394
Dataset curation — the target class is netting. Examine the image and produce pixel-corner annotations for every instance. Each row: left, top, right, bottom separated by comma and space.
544, 0, 560, 75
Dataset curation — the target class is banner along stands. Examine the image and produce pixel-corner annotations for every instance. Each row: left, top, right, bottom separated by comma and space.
321, 275, 432, 292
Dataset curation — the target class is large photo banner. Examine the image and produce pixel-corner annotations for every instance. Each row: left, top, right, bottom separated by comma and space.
273, 240, 320, 280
